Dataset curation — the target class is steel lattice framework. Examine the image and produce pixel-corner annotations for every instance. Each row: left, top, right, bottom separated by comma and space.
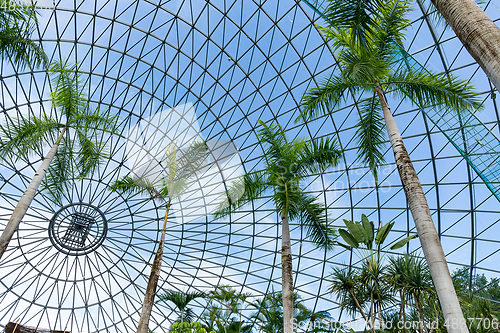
0, 0, 500, 332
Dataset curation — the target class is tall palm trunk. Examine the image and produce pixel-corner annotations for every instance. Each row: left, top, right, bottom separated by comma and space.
137, 204, 170, 333
430, 0, 500, 93
0, 127, 66, 260
375, 86, 468, 333
281, 208, 293, 333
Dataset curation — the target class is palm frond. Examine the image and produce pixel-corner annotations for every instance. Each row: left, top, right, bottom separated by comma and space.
372, 0, 411, 55
323, 0, 381, 49
74, 128, 106, 179
355, 96, 386, 180
386, 68, 482, 113
108, 175, 162, 201
173, 141, 209, 182
0, 114, 63, 161
298, 75, 361, 122
68, 106, 120, 135
0, 30, 47, 69
70, 107, 119, 179
0, 4, 47, 69
256, 120, 287, 164
161, 141, 208, 200
214, 171, 270, 219
293, 136, 342, 178
49, 60, 87, 118
338, 45, 390, 85
288, 191, 335, 251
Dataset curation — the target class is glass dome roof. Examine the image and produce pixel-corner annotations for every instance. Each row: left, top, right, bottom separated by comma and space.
1, 0, 500, 332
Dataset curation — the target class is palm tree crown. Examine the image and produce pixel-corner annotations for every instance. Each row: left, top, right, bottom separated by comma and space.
159, 289, 206, 323
299, 0, 480, 179
0, 4, 47, 68
0, 60, 118, 260
217, 120, 340, 250
0, 60, 118, 203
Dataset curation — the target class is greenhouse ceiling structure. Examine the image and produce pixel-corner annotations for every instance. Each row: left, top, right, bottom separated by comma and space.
0, 0, 500, 332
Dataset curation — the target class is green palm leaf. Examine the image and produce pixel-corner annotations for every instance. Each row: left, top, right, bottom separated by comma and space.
322, 0, 381, 49
294, 192, 336, 251
298, 75, 360, 122
0, 4, 47, 69
294, 136, 342, 177
387, 68, 481, 113
49, 60, 87, 118
214, 171, 270, 219
0, 114, 63, 161
355, 96, 386, 180
42, 139, 75, 205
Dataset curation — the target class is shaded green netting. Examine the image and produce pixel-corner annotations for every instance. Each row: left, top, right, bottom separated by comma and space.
303, 0, 500, 202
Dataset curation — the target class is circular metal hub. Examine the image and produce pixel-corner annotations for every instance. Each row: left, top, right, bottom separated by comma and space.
48, 203, 108, 255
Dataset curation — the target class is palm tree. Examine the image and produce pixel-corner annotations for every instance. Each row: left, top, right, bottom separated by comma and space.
329, 265, 374, 333
216, 119, 340, 333
386, 255, 412, 333
109, 141, 208, 333
159, 290, 206, 324
0, 3, 47, 68
324, 0, 500, 96
250, 291, 328, 333
299, 0, 481, 331
0, 60, 118, 260
202, 286, 251, 333
405, 256, 435, 333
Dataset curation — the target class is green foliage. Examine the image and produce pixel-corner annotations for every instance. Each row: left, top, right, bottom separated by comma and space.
170, 321, 215, 333
109, 141, 208, 206
216, 119, 341, 251
0, 61, 118, 205
0, 3, 48, 69
158, 290, 206, 323
335, 214, 417, 252
250, 291, 333, 333
450, 268, 500, 332
300, 0, 481, 179
201, 285, 251, 333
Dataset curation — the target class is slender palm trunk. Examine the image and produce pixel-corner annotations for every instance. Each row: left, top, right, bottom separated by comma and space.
430, 0, 500, 93
0, 127, 66, 260
415, 292, 428, 333
377, 301, 383, 330
369, 290, 376, 330
281, 208, 293, 333
137, 204, 170, 333
348, 289, 376, 333
401, 290, 409, 333
375, 86, 468, 333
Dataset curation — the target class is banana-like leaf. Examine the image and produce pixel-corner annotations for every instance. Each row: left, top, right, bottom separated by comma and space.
343, 219, 365, 244
334, 240, 354, 250
390, 234, 418, 250
355, 221, 368, 244
375, 221, 394, 245
338, 228, 359, 248
361, 214, 374, 247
